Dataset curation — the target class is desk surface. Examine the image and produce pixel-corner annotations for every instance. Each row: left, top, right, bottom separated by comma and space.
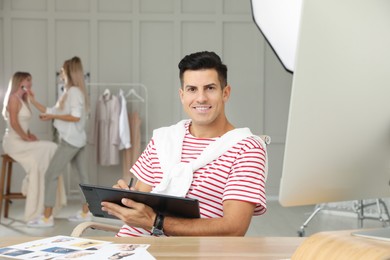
1, 236, 304, 259
2, 230, 390, 259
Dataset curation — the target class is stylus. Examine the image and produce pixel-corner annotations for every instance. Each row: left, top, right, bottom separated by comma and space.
128, 178, 134, 189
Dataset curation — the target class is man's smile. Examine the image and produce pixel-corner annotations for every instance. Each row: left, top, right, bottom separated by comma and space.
193, 105, 212, 112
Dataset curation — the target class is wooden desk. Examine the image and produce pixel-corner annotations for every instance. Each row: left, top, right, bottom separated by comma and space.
292, 229, 390, 260
1, 236, 304, 259
3, 230, 388, 259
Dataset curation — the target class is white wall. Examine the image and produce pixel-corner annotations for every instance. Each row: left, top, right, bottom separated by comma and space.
0, 0, 292, 199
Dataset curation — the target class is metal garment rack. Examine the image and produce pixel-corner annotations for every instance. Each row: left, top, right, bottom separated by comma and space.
67, 82, 148, 198
298, 199, 390, 237
87, 82, 148, 143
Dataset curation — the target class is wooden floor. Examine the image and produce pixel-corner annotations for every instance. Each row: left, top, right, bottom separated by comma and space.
0, 199, 387, 238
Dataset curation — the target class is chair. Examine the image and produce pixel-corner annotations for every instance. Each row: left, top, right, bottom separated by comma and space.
71, 221, 121, 237
0, 154, 26, 222
71, 135, 272, 237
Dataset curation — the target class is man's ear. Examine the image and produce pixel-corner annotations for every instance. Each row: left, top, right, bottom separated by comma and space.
223, 85, 231, 102
179, 87, 184, 104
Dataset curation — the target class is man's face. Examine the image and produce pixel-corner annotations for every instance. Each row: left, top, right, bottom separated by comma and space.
179, 69, 230, 127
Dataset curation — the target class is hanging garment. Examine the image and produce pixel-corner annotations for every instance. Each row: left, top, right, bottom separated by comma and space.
118, 89, 131, 150
122, 111, 141, 180
92, 90, 121, 166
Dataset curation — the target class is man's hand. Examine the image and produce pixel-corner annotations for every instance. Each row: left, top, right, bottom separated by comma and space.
101, 199, 156, 230
113, 179, 131, 190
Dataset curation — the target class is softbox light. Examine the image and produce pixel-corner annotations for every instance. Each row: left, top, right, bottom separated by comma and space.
251, 0, 302, 73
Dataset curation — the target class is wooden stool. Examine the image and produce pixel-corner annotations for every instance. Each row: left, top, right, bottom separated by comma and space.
0, 154, 26, 221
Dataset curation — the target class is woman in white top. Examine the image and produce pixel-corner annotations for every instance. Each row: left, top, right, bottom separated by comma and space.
2, 72, 66, 223
27, 57, 91, 227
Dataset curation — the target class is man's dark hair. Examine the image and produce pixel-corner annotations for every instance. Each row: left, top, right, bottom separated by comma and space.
178, 51, 228, 88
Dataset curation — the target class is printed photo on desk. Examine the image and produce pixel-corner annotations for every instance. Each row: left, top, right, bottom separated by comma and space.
0, 235, 154, 259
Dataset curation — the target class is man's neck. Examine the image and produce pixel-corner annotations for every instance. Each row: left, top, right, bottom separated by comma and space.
189, 119, 234, 138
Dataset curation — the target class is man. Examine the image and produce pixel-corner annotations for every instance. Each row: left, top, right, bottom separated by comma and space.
101, 51, 267, 236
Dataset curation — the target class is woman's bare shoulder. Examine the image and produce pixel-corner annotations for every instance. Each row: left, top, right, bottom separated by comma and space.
7, 94, 22, 109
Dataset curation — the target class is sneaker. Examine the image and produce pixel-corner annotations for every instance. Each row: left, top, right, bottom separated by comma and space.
27, 215, 54, 228
68, 210, 92, 222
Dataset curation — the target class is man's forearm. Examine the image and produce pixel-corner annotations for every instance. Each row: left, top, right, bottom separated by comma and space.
163, 216, 248, 236
162, 200, 255, 236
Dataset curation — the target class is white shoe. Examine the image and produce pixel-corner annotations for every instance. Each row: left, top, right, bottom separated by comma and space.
27, 215, 54, 228
68, 210, 92, 222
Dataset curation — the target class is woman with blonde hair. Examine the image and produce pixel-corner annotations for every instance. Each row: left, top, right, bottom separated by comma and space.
2, 72, 66, 223
27, 56, 91, 227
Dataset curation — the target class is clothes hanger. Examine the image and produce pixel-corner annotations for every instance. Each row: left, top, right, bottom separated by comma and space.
125, 88, 144, 102
103, 88, 110, 96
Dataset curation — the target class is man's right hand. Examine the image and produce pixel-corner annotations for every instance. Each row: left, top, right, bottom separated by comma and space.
113, 179, 130, 190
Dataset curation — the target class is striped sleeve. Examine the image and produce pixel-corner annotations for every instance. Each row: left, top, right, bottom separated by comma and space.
130, 138, 163, 188
224, 136, 267, 215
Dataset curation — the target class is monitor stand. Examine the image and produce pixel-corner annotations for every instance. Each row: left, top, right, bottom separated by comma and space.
351, 227, 390, 242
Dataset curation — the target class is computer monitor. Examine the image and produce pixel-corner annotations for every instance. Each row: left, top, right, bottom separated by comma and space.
278, 0, 390, 240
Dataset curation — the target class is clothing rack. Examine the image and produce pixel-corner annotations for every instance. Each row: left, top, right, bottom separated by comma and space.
87, 82, 148, 146
62, 83, 148, 198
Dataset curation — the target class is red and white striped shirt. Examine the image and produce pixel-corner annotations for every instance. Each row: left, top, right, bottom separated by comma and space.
117, 121, 267, 237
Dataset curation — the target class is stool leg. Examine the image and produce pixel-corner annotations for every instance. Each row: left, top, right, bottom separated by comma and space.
0, 158, 7, 222
4, 160, 13, 218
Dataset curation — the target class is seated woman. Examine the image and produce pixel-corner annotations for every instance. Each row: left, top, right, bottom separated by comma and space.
2, 72, 66, 224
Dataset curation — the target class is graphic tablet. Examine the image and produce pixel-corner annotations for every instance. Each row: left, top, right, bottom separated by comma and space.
80, 184, 200, 219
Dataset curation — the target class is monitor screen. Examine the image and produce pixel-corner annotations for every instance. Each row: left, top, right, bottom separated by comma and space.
279, 0, 390, 207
